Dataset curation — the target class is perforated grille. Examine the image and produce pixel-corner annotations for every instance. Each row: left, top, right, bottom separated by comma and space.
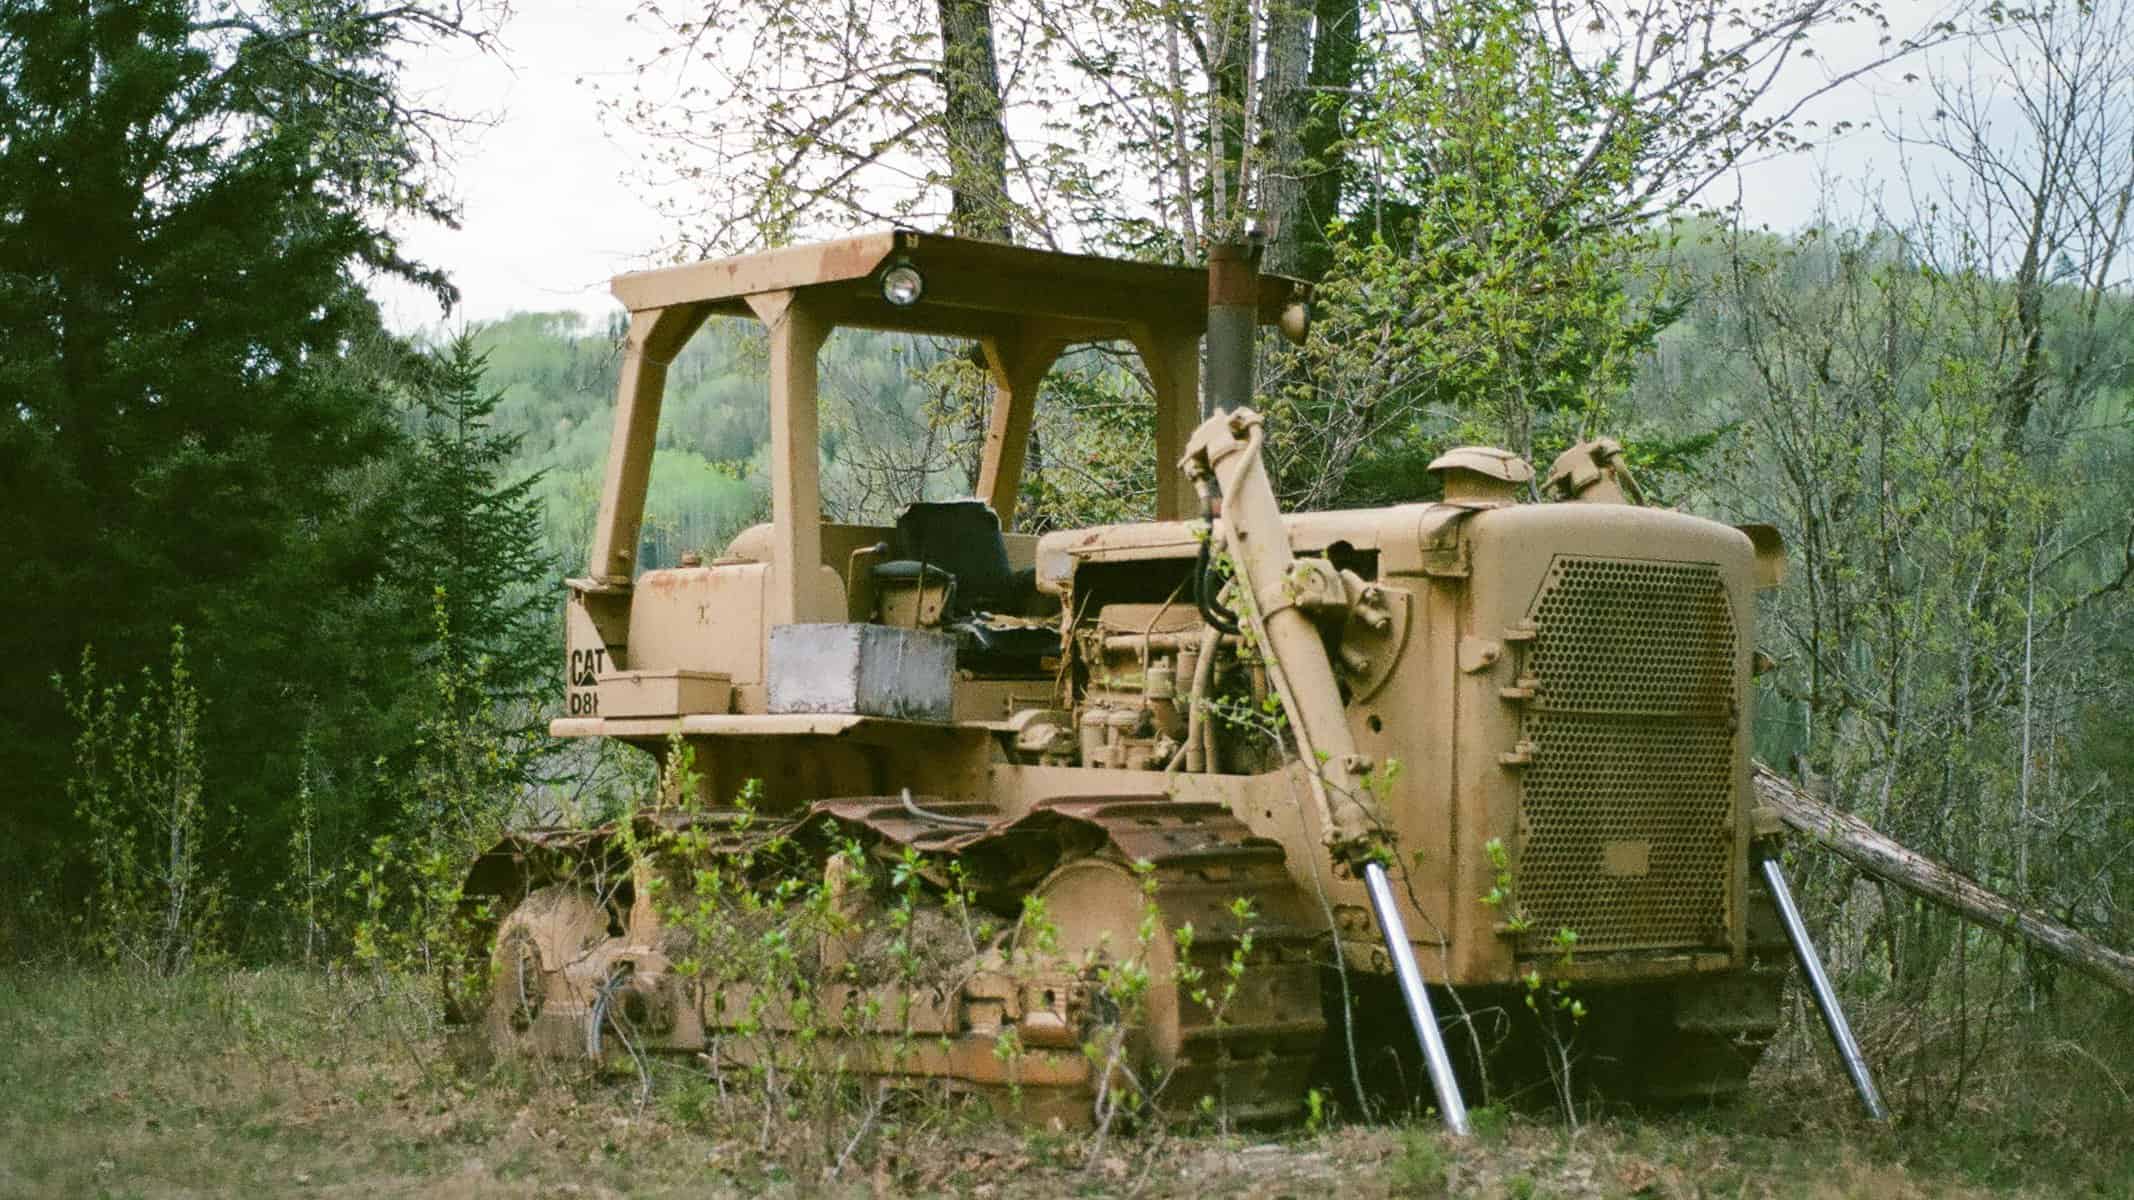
1515, 557, 1738, 955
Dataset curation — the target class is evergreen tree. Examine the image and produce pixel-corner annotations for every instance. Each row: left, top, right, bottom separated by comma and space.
0, 0, 485, 937
403, 334, 559, 734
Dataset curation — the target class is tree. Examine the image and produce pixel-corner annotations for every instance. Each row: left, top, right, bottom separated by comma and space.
1895, 0, 2134, 981
1261, 0, 1974, 504
1676, 0, 2134, 1013
401, 335, 561, 735
616, 0, 1952, 529
617, 0, 1022, 252
1269, 0, 1687, 502
0, 0, 493, 941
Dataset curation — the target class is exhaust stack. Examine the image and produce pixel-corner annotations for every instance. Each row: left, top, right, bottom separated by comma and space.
1205, 241, 1258, 417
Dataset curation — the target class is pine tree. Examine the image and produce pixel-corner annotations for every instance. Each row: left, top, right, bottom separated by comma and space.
403, 333, 559, 732
0, 0, 486, 932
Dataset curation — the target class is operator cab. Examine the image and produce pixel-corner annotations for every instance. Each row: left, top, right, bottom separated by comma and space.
552, 230, 1304, 730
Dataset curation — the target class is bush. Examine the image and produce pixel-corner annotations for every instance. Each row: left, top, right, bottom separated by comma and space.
57, 628, 225, 976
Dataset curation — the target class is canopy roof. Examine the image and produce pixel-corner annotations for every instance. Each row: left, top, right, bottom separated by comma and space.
610, 229, 1300, 342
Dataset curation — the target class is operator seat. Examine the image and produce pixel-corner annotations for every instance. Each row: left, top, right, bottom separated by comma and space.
870, 499, 1051, 672
871, 500, 1027, 614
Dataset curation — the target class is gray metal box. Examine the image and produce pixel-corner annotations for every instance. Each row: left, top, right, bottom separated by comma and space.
767, 623, 955, 723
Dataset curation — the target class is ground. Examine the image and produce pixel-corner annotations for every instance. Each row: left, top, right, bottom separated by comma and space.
1, 968, 2127, 1198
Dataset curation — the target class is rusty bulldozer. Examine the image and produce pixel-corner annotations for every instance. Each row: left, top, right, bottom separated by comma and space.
457, 232, 1918, 1130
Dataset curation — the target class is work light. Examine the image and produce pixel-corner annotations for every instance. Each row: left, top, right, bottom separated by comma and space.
881, 260, 925, 306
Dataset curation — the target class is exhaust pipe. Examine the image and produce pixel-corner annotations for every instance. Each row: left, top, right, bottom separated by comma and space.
1206, 241, 1258, 418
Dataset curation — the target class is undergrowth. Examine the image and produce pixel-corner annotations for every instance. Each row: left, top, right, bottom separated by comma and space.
2, 964, 2129, 1197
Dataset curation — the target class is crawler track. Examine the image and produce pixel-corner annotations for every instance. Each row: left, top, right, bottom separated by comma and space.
816, 794, 1331, 1125
1023, 799, 1329, 1124
474, 795, 1332, 1127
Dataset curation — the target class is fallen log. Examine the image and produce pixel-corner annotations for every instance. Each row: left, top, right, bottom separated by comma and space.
1752, 761, 2134, 1002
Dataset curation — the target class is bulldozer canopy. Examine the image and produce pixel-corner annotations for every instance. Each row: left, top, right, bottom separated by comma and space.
585, 230, 1301, 631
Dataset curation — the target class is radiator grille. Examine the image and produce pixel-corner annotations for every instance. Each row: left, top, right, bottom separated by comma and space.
1515, 557, 1738, 955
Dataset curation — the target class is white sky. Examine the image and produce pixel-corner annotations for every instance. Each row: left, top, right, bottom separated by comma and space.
376, 0, 1957, 334
375, 0, 670, 332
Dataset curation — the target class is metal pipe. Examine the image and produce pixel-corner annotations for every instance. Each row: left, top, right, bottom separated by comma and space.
1759, 857, 1889, 1121
1100, 631, 1242, 654
1205, 242, 1257, 418
901, 786, 988, 831
1166, 624, 1223, 775
1190, 623, 1218, 772
1363, 861, 1471, 1137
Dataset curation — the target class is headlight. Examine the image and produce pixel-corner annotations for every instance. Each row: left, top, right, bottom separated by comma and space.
881, 261, 924, 306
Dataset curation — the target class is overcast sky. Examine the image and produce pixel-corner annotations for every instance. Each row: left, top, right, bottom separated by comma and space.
375, 0, 1956, 334
374, 0, 670, 332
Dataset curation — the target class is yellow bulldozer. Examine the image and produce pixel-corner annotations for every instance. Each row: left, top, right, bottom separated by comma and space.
457, 231, 1887, 1131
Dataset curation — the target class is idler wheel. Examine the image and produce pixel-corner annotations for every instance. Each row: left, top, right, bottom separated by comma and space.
484, 885, 607, 1055
1022, 858, 1183, 1118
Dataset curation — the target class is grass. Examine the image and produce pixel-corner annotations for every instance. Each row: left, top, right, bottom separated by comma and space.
1, 965, 2129, 1198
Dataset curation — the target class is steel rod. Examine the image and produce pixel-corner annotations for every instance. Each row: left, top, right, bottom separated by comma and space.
1362, 861, 1471, 1136
1760, 857, 1889, 1121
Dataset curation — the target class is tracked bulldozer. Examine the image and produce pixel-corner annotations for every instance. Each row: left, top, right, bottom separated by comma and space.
459, 231, 1886, 1130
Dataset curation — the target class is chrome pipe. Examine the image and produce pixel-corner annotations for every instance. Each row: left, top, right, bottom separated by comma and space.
1759, 857, 1889, 1121
1363, 861, 1471, 1136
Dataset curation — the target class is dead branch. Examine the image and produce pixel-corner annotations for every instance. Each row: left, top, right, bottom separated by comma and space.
1753, 761, 2134, 1001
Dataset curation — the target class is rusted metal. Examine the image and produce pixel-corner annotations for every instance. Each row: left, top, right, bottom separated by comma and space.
479, 794, 1325, 1126
1513, 555, 1738, 955
610, 229, 1300, 332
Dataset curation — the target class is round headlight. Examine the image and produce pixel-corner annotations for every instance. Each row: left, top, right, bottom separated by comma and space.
881, 263, 925, 306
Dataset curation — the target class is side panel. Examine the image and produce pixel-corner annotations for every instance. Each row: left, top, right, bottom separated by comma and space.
564, 598, 614, 718
626, 564, 771, 689
1340, 571, 1460, 977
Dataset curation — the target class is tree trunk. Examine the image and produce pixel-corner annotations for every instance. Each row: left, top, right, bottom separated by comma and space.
936, 0, 1011, 241
1297, 0, 1357, 280
1753, 761, 2134, 1001
1258, 0, 1312, 277
1257, 0, 1356, 281
1206, 0, 1254, 238
937, 0, 1012, 486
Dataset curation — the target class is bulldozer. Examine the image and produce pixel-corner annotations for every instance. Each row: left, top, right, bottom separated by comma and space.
458, 231, 1887, 1130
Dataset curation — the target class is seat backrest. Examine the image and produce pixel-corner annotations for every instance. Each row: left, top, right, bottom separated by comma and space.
893, 500, 1013, 612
